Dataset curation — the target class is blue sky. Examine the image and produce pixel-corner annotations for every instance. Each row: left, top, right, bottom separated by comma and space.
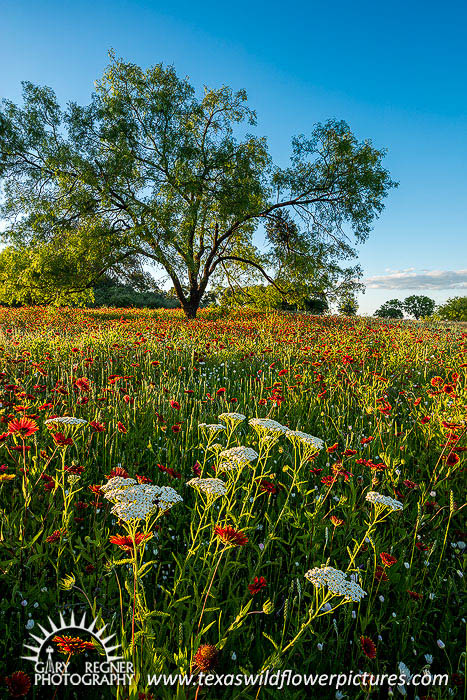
1, 0, 466, 313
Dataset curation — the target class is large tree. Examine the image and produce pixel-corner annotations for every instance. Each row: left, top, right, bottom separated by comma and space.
0, 53, 396, 317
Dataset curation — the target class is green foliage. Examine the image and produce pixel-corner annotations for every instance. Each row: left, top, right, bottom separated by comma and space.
337, 294, 358, 315
434, 296, 467, 321
0, 53, 396, 317
90, 275, 179, 309
402, 295, 436, 320
374, 299, 404, 319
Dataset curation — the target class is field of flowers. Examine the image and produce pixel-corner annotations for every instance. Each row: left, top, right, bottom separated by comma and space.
0, 307, 465, 699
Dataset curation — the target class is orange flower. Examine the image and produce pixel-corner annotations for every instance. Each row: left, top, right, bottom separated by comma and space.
194, 644, 218, 671
380, 552, 397, 567
53, 635, 94, 655
109, 532, 152, 552
8, 417, 39, 438
330, 515, 344, 527
214, 525, 248, 547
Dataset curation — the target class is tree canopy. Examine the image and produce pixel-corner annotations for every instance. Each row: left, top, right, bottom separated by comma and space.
434, 296, 467, 322
0, 52, 396, 317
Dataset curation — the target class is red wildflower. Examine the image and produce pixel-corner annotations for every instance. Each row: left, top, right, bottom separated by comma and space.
374, 566, 388, 582
216, 388, 226, 396
52, 432, 73, 446
193, 644, 219, 671
117, 422, 127, 433
136, 474, 152, 484
330, 515, 344, 526
157, 464, 181, 479
360, 636, 377, 659
5, 671, 31, 697
407, 590, 423, 600
248, 576, 267, 595
170, 400, 180, 410
74, 377, 91, 392
8, 417, 39, 438
106, 466, 129, 479
89, 420, 105, 432
214, 525, 248, 547
46, 529, 65, 543
380, 552, 397, 567
326, 443, 339, 453
53, 635, 94, 655
109, 532, 153, 552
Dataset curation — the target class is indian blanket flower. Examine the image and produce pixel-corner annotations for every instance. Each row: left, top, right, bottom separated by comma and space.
5, 671, 31, 697
248, 576, 267, 595
365, 491, 403, 512
186, 477, 227, 498
46, 529, 66, 543
8, 417, 39, 437
109, 532, 153, 552
380, 552, 397, 567
53, 635, 94, 655
194, 644, 219, 671
214, 525, 248, 547
304, 566, 367, 603
360, 636, 377, 659
52, 433, 74, 446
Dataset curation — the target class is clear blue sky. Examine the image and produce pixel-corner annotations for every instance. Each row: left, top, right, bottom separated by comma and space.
1, 0, 466, 313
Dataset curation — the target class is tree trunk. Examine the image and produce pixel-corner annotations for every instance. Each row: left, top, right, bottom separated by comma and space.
182, 298, 200, 319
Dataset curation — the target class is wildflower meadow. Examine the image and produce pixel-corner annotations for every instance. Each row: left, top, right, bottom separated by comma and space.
0, 306, 465, 699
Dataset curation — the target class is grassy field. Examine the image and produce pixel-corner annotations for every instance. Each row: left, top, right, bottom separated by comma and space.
0, 307, 465, 699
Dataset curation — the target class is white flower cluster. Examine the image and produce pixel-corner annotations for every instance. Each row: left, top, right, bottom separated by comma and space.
365, 491, 403, 512
218, 446, 258, 471
45, 416, 88, 426
186, 477, 227, 498
218, 412, 246, 424
101, 476, 182, 521
304, 566, 367, 603
286, 430, 324, 451
249, 418, 287, 434
198, 423, 226, 433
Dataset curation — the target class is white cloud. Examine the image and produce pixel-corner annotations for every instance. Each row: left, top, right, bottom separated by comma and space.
364, 269, 467, 290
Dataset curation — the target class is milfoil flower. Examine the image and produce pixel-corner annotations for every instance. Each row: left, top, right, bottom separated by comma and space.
249, 418, 287, 434
304, 566, 367, 603
286, 430, 324, 452
218, 446, 258, 470
218, 412, 246, 426
366, 491, 403, 512
186, 477, 227, 498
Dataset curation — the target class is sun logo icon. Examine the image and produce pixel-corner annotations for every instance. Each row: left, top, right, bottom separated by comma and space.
21, 611, 123, 665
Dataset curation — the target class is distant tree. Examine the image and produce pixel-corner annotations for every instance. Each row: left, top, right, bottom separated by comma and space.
403, 295, 435, 320
338, 295, 358, 315
90, 275, 179, 309
0, 53, 396, 317
374, 299, 404, 319
434, 296, 467, 321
